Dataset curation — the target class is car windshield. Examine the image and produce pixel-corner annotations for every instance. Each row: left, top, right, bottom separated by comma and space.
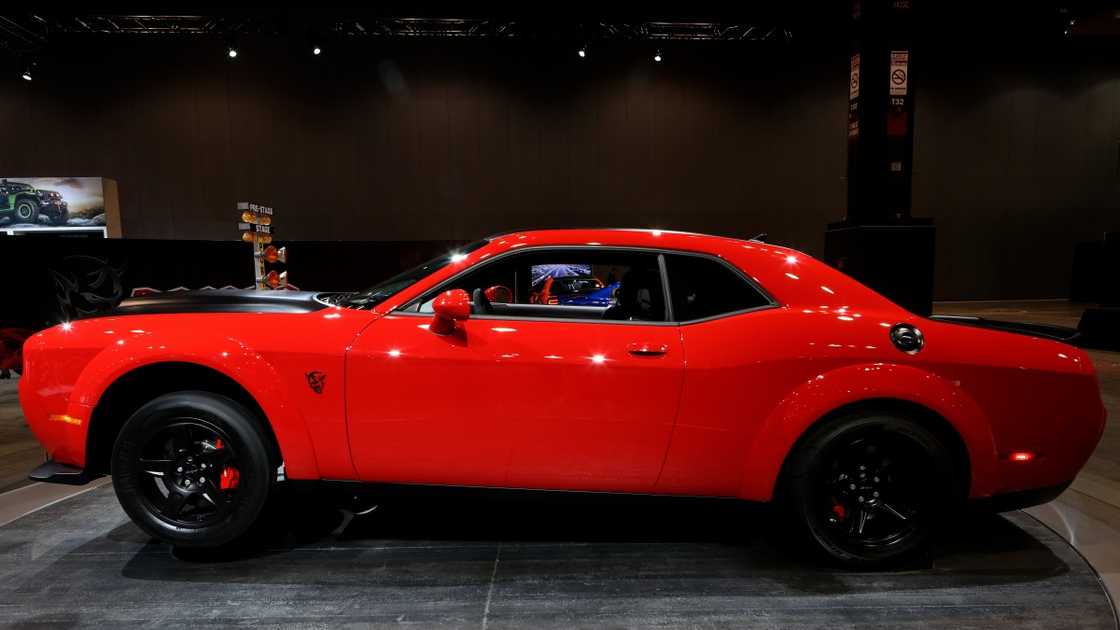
341, 240, 489, 309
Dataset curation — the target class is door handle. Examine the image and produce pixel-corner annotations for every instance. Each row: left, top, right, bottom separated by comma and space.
627, 342, 669, 356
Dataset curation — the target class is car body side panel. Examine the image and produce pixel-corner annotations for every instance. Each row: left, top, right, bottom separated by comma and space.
657, 306, 998, 500
345, 313, 684, 492
20, 308, 374, 480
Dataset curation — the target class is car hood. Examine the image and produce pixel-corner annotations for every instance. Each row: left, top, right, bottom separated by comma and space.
110, 290, 329, 316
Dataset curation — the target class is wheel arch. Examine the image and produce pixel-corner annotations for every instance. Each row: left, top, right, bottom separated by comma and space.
68, 334, 323, 480
84, 362, 282, 477
772, 398, 972, 505
736, 362, 1000, 502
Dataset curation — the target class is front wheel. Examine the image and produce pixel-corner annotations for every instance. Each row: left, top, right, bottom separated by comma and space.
111, 391, 275, 548
782, 412, 960, 569
13, 198, 39, 224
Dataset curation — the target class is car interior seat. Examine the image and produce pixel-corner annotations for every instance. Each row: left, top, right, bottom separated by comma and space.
603, 268, 664, 321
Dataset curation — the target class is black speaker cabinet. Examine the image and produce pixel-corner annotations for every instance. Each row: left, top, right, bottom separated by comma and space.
824, 221, 936, 316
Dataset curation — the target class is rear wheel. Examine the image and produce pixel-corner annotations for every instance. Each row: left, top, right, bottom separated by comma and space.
783, 412, 959, 568
111, 391, 274, 548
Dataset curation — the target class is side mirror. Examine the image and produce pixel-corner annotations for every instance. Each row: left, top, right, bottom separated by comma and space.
431, 289, 471, 335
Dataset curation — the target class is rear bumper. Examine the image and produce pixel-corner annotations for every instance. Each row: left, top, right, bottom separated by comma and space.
29, 460, 98, 486
971, 480, 1071, 512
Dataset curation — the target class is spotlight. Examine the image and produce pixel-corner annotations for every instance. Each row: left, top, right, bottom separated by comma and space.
577, 46, 587, 58
227, 45, 239, 59
312, 45, 322, 56
653, 50, 663, 63
20, 66, 32, 81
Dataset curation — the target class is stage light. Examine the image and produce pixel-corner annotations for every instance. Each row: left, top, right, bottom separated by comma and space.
653, 50, 662, 63
313, 45, 322, 56
21, 66, 32, 81
578, 46, 587, 58
227, 46, 239, 59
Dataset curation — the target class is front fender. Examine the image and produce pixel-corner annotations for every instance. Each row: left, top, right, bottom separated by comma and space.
66, 331, 321, 479
737, 362, 1000, 502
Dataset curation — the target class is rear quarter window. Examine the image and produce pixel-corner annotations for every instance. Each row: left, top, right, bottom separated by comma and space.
664, 254, 772, 322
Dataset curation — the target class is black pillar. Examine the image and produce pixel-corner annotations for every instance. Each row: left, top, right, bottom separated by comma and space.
825, 0, 935, 316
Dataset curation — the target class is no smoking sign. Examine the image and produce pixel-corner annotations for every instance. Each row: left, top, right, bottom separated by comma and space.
889, 51, 909, 96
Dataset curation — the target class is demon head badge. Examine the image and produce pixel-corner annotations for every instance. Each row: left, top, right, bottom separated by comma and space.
306, 370, 326, 394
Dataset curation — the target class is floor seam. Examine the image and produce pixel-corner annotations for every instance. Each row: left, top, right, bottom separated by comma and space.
481, 540, 503, 630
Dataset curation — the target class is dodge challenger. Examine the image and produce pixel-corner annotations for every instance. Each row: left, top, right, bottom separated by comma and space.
18, 229, 1106, 567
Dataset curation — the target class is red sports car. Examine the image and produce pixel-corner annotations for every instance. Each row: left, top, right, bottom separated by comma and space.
18, 229, 1106, 567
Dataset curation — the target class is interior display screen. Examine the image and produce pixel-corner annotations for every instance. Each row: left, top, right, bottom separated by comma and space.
530, 264, 592, 287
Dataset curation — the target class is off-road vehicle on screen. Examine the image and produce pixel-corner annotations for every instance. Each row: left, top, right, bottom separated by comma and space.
0, 179, 69, 226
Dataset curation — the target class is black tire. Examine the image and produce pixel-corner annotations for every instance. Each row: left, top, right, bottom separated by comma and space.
13, 198, 39, 224
111, 391, 275, 548
781, 412, 959, 569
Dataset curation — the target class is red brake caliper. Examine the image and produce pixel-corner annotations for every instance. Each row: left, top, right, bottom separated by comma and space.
213, 439, 240, 490
832, 501, 848, 521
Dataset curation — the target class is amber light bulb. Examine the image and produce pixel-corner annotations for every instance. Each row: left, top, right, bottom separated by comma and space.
241, 210, 255, 223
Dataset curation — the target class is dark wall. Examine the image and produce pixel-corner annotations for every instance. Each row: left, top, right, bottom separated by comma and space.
1, 35, 1117, 300
914, 45, 1120, 301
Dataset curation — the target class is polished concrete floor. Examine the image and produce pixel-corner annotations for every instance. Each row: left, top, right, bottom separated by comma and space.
0, 483, 1114, 628
0, 300, 1119, 623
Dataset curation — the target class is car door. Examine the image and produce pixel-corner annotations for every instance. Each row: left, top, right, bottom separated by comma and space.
652, 252, 780, 496
345, 247, 685, 493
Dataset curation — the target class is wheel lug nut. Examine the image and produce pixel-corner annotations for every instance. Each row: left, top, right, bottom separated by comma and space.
859, 465, 866, 471
849, 484, 856, 490
858, 496, 864, 502
185, 480, 192, 486
874, 477, 879, 482
873, 491, 879, 497
176, 467, 183, 472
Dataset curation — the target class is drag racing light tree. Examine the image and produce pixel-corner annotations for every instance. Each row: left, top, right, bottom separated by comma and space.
237, 202, 287, 290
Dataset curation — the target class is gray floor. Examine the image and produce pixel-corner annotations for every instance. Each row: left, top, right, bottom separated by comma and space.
0, 484, 1114, 629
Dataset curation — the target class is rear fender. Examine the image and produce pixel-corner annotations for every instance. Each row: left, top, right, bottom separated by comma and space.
737, 362, 999, 502
67, 332, 320, 478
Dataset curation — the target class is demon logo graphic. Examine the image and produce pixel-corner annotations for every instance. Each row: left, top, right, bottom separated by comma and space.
306, 370, 326, 394
50, 255, 126, 322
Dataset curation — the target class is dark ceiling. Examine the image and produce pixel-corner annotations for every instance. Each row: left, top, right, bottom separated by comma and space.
2, 2, 1119, 69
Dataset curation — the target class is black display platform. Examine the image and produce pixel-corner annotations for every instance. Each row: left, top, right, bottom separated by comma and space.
0, 485, 1114, 629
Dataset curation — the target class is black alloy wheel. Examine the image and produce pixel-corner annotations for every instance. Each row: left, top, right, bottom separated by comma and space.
784, 413, 958, 568
134, 420, 240, 528
112, 391, 274, 548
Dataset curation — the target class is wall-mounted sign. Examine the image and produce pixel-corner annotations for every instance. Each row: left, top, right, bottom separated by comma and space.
0, 177, 121, 237
849, 53, 861, 101
889, 51, 909, 97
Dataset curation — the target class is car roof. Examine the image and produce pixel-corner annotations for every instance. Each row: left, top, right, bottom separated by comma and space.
484, 228, 785, 255
468, 229, 903, 315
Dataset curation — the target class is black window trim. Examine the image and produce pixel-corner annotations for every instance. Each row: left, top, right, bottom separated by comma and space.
393, 245, 779, 326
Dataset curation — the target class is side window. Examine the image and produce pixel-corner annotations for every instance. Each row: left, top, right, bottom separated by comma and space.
413, 249, 667, 322
664, 254, 771, 322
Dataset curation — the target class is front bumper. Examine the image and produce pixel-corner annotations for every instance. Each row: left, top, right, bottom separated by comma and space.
40, 200, 68, 216
29, 459, 97, 485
